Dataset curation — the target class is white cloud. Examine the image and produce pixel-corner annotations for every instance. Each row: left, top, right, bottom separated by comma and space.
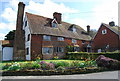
0, 0, 78, 40
91, 0, 119, 30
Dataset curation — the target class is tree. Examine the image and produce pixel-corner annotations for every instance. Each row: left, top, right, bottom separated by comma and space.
89, 29, 97, 38
5, 30, 15, 40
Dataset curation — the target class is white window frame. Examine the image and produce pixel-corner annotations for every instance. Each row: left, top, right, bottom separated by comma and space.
43, 35, 51, 41
72, 39, 77, 43
58, 37, 64, 41
52, 19, 58, 28
73, 27, 76, 32
102, 29, 107, 34
42, 47, 53, 54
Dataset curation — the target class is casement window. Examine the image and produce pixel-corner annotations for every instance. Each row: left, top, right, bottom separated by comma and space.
43, 35, 51, 41
72, 39, 77, 43
27, 34, 30, 41
102, 29, 107, 34
54, 47, 64, 53
58, 37, 64, 41
82, 40, 86, 44
26, 48, 29, 55
57, 47, 64, 53
25, 21, 27, 27
42, 47, 53, 54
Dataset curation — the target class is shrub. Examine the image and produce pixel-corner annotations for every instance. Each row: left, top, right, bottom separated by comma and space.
39, 61, 55, 70
20, 62, 33, 70
56, 66, 65, 72
53, 56, 59, 60
2, 63, 12, 70
8, 62, 20, 71
32, 62, 41, 69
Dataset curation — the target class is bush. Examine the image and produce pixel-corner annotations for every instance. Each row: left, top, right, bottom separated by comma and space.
67, 52, 120, 61
2, 63, 12, 70
8, 62, 20, 71
32, 62, 41, 69
20, 62, 33, 70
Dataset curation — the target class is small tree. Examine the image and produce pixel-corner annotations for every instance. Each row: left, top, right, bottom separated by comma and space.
4, 30, 15, 40
89, 29, 97, 38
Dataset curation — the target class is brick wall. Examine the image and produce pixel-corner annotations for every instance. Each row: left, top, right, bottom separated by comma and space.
93, 25, 119, 52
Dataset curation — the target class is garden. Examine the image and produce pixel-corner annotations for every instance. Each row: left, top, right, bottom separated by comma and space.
1, 52, 120, 76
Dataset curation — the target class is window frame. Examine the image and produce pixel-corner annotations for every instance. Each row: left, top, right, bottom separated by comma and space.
82, 40, 86, 44
102, 29, 107, 34
27, 34, 30, 41
42, 47, 53, 54
25, 21, 27, 27
43, 35, 51, 41
57, 37, 64, 41
72, 39, 77, 43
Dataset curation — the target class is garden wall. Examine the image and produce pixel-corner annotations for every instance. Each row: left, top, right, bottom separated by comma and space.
66, 52, 120, 61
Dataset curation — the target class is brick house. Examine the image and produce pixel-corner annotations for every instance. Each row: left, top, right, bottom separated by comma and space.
93, 21, 120, 52
13, 2, 91, 60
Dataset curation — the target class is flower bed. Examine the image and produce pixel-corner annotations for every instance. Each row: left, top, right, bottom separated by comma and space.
1, 60, 110, 76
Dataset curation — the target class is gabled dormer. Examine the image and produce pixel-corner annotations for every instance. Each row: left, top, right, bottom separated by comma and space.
51, 18, 58, 28
68, 24, 77, 32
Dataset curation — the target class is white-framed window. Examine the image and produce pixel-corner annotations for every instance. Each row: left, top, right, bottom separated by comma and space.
42, 47, 53, 54
52, 22, 57, 28
72, 39, 77, 43
54, 47, 64, 53
102, 29, 107, 34
58, 37, 64, 41
82, 40, 86, 44
43, 35, 51, 41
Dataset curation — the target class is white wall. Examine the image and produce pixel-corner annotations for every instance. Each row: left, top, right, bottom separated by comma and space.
3, 47, 13, 61
23, 15, 31, 60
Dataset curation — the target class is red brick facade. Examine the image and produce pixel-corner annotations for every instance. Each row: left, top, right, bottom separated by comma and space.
93, 24, 120, 52
30, 34, 91, 60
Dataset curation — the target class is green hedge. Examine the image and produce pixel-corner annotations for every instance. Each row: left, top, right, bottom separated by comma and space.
66, 52, 120, 61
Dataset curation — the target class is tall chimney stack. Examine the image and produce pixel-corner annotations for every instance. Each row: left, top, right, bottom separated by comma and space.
53, 12, 62, 24
87, 25, 90, 34
13, 2, 25, 60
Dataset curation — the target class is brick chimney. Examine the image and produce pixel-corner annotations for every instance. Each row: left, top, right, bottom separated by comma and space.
53, 12, 62, 24
13, 2, 25, 60
109, 21, 115, 26
87, 25, 90, 34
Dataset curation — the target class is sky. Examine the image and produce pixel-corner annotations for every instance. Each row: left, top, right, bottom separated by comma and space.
0, 0, 119, 40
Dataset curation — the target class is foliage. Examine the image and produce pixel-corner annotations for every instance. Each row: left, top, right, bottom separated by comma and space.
32, 62, 41, 69
8, 62, 20, 71
2, 63, 12, 70
53, 56, 59, 60
66, 45, 74, 52
67, 52, 120, 61
5, 30, 15, 40
20, 62, 33, 70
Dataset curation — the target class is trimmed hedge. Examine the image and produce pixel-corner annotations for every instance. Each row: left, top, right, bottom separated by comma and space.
66, 52, 120, 61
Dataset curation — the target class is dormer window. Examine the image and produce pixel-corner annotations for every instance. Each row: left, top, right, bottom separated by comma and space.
43, 35, 51, 41
52, 19, 58, 28
52, 23, 57, 28
68, 24, 77, 32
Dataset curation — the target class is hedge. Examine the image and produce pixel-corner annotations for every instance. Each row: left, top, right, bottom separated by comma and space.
66, 52, 120, 61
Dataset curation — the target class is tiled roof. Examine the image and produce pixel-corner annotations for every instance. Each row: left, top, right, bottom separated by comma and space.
26, 12, 91, 40
0, 40, 13, 47
102, 23, 120, 36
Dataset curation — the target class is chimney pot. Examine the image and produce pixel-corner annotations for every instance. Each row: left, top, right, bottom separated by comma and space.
87, 25, 90, 34
109, 21, 115, 26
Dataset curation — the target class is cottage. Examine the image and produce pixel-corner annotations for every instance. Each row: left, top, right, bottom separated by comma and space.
13, 2, 91, 60
93, 21, 120, 52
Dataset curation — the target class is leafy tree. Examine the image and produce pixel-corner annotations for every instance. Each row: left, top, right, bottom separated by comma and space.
5, 30, 15, 40
89, 29, 97, 38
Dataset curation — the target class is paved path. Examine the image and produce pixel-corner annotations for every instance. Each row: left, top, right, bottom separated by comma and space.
1, 71, 119, 79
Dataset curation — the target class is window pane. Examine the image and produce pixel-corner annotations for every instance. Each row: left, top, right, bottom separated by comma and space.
27, 34, 30, 41
58, 37, 64, 41
72, 39, 77, 43
26, 48, 29, 55
43, 35, 51, 41
52, 23, 57, 28
25, 21, 27, 27
42, 47, 53, 54
57, 47, 64, 53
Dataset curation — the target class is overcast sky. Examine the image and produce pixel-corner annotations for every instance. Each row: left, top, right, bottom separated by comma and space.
0, 0, 119, 40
